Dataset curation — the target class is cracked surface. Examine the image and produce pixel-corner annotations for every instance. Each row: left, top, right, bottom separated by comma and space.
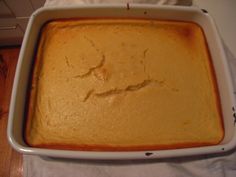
73, 55, 105, 78
25, 19, 223, 150
95, 80, 153, 97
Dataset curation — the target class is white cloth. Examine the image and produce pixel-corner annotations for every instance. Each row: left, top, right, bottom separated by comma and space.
45, 0, 181, 6
23, 1, 236, 177
24, 150, 236, 177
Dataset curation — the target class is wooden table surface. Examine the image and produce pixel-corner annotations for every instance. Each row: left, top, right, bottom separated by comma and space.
0, 47, 23, 177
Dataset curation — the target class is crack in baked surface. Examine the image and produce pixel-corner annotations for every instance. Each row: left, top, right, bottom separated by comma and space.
26, 19, 223, 150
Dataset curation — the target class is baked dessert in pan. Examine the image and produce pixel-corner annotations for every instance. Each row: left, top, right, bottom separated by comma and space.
25, 19, 224, 150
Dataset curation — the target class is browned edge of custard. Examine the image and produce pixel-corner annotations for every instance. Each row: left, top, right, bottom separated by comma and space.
24, 18, 224, 151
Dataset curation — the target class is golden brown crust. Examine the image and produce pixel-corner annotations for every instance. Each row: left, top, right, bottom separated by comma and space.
24, 25, 48, 146
32, 141, 222, 151
201, 26, 225, 140
25, 19, 224, 151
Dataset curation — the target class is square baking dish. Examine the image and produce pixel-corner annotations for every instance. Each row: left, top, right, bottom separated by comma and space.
7, 4, 236, 160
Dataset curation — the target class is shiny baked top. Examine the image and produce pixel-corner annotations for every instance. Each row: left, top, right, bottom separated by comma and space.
25, 19, 223, 150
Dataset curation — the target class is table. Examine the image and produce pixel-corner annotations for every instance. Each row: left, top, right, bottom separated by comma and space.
0, 47, 22, 177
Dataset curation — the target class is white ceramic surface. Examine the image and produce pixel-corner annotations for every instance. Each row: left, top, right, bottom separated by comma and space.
7, 4, 236, 160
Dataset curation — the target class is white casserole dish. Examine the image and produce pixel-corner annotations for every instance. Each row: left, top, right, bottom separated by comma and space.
7, 4, 236, 160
